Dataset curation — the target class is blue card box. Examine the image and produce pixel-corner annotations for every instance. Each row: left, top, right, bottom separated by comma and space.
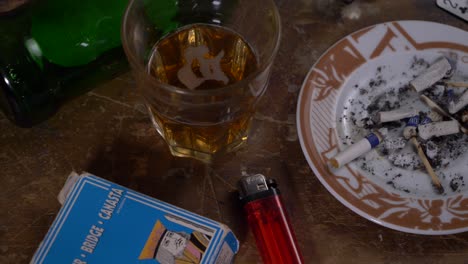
31, 172, 239, 264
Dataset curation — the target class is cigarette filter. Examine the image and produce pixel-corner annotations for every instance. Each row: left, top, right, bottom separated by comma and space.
448, 90, 468, 114
238, 174, 303, 264
418, 120, 460, 140
410, 57, 452, 92
403, 115, 420, 139
377, 109, 418, 123
330, 132, 382, 168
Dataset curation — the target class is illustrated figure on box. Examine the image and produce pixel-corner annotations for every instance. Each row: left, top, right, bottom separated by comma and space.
139, 219, 211, 264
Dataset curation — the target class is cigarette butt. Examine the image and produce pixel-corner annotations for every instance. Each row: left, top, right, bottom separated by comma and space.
447, 88, 455, 101
329, 158, 339, 168
330, 132, 382, 168
410, 137, 444, 194
418, 120, 460, 140
447, 88, 456, 114
377, 109, 418, 123
403, 115, 420, 139
419, 94, 468, 134
445, 81, 468, 88
420, 94, 451, 118
410, 57, 452, 93
404, 127, 417, 139
420, 111, 442, 125
448, 90, 468, 114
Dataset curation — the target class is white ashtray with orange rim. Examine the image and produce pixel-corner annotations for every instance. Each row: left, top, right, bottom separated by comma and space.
297, 21, 468, 235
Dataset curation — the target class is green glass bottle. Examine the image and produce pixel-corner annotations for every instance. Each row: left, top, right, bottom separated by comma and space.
0, 0, 129, 127
0, 0, 237, 127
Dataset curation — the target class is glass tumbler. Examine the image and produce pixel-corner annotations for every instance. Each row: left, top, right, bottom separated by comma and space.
122, 0, 281, 163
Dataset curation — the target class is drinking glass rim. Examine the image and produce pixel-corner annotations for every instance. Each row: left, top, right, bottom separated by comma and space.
121, 0, 282, 96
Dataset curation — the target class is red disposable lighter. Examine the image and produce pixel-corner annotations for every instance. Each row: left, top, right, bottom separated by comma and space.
238, 174, 304, 264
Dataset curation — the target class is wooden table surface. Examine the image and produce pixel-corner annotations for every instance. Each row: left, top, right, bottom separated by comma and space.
1, 0, 468, 263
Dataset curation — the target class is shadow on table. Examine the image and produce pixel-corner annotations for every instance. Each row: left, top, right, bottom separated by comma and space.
85, 136, 250, 242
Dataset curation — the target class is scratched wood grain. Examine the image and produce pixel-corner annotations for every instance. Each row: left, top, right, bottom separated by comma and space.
1, 1, 468, 263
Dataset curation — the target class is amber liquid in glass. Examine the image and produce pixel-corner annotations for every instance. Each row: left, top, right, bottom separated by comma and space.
147, 23, 258, 162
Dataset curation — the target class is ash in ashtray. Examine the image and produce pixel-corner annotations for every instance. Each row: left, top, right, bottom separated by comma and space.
383, 137, 406, 151
386, 173, 411, 194
333, 55, 468, 195
409, 56, 430, 72
387, 152, 421, 170
449, 174, 465, 192
366, 87, 405, 114
423, 134, 468, 168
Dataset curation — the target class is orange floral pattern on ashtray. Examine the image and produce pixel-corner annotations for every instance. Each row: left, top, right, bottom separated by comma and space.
309, 38, 366, 101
